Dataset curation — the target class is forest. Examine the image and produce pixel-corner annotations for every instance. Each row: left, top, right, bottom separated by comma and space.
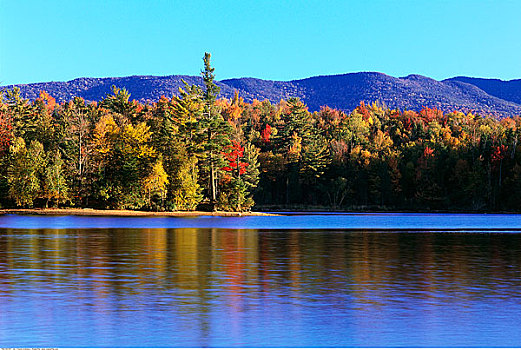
1, 54, 521, 212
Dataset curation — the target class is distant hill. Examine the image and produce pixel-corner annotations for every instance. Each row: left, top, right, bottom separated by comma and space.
445, 76, 521, 106
3, 72, 521, 117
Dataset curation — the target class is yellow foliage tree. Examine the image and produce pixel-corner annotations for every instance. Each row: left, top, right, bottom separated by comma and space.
143, 159, 168, 207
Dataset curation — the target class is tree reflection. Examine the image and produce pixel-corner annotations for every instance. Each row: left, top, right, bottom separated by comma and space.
2, 228, 521, 346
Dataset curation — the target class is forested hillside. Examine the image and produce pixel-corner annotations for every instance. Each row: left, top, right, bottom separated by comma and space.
2, 54, 521, 212
5, 72, 521, 117
445, 76, 521, 105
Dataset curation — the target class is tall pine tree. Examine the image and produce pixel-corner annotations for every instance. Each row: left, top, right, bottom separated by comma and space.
200, 52, 230, 209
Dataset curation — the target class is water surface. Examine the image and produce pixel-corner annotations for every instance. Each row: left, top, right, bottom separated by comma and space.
1, 214, 521, 347
2, 212, 521, 229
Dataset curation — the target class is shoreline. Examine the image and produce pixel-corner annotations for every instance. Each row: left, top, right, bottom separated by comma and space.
1, 208, 521, 217
0, 208, 278, 217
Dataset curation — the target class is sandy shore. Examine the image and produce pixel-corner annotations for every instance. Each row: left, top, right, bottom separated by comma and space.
0, 208, 278, 217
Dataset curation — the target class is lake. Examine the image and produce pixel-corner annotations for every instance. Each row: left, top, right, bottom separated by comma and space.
1, 213, 521, 347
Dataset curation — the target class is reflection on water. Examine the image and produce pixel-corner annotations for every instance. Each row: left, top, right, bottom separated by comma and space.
1, 227, 521, 346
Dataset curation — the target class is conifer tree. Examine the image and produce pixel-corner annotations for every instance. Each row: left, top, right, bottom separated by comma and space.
200, 52, 231, 208
173, 83, 205, 156
156, 83, 205, 210
4, 88, 36, 140
100, 86, 141, 125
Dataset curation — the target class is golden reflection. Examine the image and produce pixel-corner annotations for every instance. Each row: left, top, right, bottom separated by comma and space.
2, 224, 521, 349
0, 229, 13, 293
243, 229, 259, 284
173, 228, 199, 289
327, 233, 348, 295
1, 227, 521, 306
48, 229, 66, 284
350, 231, 385, 305
143, 228, 168, 280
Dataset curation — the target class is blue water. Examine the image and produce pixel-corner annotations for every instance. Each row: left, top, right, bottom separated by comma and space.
2, 212, 521, 229
1, 213, 521, 347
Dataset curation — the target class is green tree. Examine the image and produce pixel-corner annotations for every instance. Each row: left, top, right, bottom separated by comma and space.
300, 131, 330, 183
150, 84, 205, 210
99, 86, 142, 125
7, 138, 44, 207
169, 150, 203, 210
173, 83, 205, 156
200, 52, 231, 208
3, 88, 36, 140
43, 150, 70, 207
59, 97, 98, 205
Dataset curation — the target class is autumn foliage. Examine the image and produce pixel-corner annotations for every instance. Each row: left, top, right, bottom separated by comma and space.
3, 57, 521, 212
0, 114, 12, 156
222, 141, 249, 175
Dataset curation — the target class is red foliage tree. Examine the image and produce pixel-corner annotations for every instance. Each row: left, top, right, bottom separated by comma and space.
0, 114, 13, 156
261, 124, 272, 144
222, 141, 249, 177
356, 101, 371, 120
423, 146, 434, 158
491, 145, 508, 167
420, 107, 443, 124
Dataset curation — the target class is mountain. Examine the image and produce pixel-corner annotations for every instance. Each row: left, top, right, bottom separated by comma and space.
444, 76, 521, 105
3, 72, 521, 117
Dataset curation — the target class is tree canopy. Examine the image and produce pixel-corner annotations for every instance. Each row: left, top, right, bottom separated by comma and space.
2, 58, 521, 212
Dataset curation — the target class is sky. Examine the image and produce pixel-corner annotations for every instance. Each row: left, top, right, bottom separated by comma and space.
1, 0, 520, 85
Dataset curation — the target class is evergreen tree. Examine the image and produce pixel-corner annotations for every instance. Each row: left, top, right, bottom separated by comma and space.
99, 86, 141, 125
4, 88, 36, 140
154, 83, 205, 210
200, 52, 231, 208
173, 83, 205, 157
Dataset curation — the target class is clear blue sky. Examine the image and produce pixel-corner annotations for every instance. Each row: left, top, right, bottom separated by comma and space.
1, 0, 520, 85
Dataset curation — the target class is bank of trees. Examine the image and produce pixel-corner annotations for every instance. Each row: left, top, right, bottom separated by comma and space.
2, 55, 521, 211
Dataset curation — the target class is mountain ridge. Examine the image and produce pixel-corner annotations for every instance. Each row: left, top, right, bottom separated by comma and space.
3, 72, 521, 117
444, 76, 521, 106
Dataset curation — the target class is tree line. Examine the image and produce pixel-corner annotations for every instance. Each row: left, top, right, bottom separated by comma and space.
2, 54, 521, 212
